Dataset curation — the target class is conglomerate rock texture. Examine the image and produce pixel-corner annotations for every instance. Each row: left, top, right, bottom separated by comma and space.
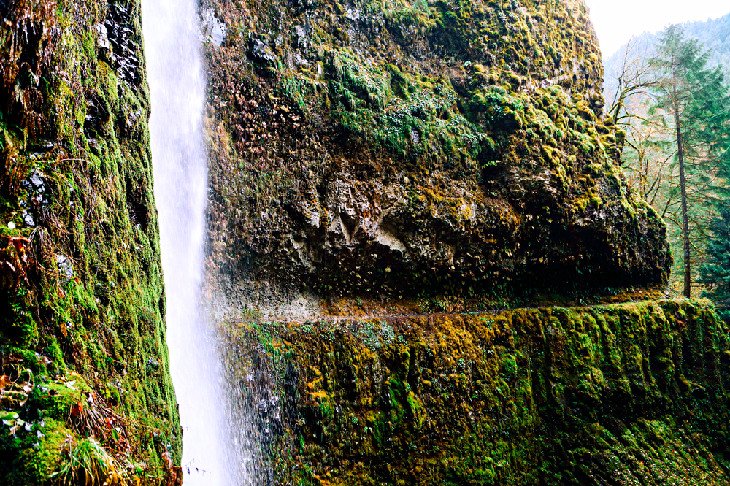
0, 0, 180, 483
204, 0, 670, 303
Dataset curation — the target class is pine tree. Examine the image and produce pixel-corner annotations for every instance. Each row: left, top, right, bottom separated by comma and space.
650, 26, 730, 298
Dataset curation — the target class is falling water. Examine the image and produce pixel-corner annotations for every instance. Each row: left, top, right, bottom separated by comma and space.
141, 0, 235, 483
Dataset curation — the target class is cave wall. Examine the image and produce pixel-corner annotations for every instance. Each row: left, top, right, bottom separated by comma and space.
0, 0, 180, 483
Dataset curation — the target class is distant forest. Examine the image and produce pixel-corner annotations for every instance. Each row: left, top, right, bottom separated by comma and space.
605, 12, 730, 103
603, 12, 730, 306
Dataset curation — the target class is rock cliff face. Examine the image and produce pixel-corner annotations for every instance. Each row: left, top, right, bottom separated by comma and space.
202, 0, 729, 484
229, 300, 730, 484
204, 0, 669, 305
0, 0, 180, 483
0, 0, 726, 484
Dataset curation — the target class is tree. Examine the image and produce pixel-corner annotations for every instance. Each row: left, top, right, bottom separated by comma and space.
606, 38, 657, 126
701, 209, 730, 319
649, 26, 730, 298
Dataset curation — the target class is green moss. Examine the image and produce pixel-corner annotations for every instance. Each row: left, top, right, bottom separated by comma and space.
12, 419, 71, 485
0, 0, 180, 482
230, 300, 730, 485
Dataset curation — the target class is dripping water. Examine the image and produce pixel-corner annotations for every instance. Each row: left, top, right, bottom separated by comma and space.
142, 0, 241, 483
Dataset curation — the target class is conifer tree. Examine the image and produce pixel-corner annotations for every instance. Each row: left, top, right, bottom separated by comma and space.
650, 26, 730, 298
701, 210, 730, 318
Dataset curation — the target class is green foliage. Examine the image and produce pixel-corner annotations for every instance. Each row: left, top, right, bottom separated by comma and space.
364, 0, 438, 32
620, 25, 730, 297
0, 419, 70, 485
50, 437, 120, 485
466, 85, 524, 133
652, 27, 730, 184
701, 209, 730, 318
281, 45, 615, 185
236, 301, 730, 485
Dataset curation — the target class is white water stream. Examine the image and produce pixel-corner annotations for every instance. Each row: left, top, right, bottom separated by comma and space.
142, 0, 236, 483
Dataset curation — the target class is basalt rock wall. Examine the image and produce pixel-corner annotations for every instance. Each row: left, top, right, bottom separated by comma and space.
203, 0, 670, 305
0, 0, 180, 483
230, 300, 730, 484
203, 3, 724, 483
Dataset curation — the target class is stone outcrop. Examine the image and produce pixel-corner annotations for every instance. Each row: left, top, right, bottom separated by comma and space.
202, 1, 728, 484
0, 0, 726, 484
204, 0, 670, 304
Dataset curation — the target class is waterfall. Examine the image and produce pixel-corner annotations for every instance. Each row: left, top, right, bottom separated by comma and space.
142, 0, 236, 483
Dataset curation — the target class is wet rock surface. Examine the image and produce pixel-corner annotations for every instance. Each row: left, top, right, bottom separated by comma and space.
203, 2, 728, 485
230, 300, 730, 485
204, 0, 670, 304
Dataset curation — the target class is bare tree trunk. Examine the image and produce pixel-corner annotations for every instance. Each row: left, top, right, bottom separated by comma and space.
674, 109, 692, 298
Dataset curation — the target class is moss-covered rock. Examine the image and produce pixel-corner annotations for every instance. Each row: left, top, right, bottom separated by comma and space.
204, 0, 669, 305
227, 300, 730, 484
0, 0, 180, 483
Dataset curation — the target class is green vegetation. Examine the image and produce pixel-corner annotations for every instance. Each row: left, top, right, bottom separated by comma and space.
277, 45, 616, 178
328, 53, 486, 165
50, 437, 120, 485
610, 25, 730, 301
0, 0, 180, 483
701, 209, 730, 319
230, 300, 730, 485
649, 26, 730, 298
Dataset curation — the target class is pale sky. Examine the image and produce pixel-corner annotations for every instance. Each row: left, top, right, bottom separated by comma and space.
585, 0, 730, 57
